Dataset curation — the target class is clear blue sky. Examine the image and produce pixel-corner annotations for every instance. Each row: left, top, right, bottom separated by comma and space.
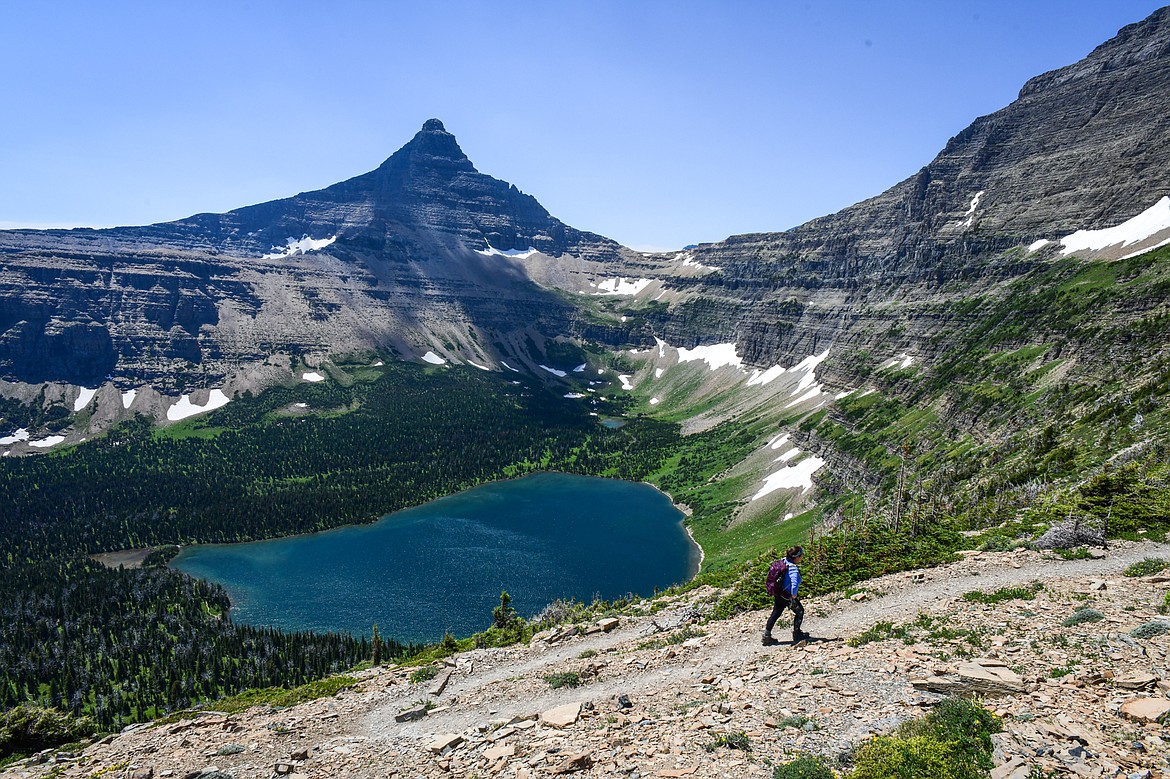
2, 1, 1165, 250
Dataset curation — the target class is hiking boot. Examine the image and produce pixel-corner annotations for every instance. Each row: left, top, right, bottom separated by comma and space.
762, 634, 780, 646
792, 630, 811, 643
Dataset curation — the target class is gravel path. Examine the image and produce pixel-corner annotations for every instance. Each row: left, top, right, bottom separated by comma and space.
361, 539, 1170, 743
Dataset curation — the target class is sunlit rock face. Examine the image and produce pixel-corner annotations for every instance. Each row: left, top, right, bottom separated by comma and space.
0, 119, 639, 390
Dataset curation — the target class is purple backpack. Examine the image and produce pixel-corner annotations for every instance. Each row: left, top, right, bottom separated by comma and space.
765, 558, 788, 596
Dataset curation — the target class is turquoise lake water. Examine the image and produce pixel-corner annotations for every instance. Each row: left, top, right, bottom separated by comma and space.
171, 473, 698, 643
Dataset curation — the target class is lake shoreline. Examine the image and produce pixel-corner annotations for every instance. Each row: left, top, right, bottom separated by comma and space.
170, 472, 697, 642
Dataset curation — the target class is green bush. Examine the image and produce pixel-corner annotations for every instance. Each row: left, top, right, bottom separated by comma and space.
409, 665, 439, 684
849, 697, 1000, 779
848, 621, 909, 647
849, 735, 974, 779
0, 705, 98, 757
961, 583, 1041, 605
1061, 607, 1104, 627
544, 672, 582, 689
1131, 620, 1170, 640
1124, 558, 1169, 577
773, 754, 836, 779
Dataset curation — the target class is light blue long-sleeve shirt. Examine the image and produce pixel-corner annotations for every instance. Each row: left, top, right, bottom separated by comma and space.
783, 561, 801, 599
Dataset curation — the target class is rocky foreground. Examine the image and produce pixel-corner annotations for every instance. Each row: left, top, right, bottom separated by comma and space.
6, 541, 1170, 779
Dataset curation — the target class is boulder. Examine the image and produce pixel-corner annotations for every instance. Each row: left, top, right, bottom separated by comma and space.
957, 662, 1026, 695
1120, 697, 1170, 723
540, 702, 582, 728
1115, 672, 1159, 690
552, 751, 593, 774
598, 618, 619, 632
427, 733, 464, 754
429, 670, 452, 697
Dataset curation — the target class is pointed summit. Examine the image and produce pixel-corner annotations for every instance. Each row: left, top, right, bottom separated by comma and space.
382, 118, 475, 176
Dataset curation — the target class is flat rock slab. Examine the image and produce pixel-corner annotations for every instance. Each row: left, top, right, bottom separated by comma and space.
597, 618, 620, 632
1115, 672, 1159, 689
483, 743, 516, 761
427, 733, 464, 754
1120, 697, 1170, 723
540, 702, 582, 728
429, 670, 453, 696
957, 662, 1025, 695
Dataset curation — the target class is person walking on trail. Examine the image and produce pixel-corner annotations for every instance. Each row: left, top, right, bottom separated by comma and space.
763, 545, 808, 646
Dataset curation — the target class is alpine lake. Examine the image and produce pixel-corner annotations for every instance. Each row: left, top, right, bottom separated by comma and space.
171, 473, 699, 643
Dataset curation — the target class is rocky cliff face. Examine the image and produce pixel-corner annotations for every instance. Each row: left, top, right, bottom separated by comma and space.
642, 7, 1170, 381
0, 120, 637, 390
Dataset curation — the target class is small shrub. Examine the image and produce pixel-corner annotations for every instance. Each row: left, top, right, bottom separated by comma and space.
1159, 592, 1170, 615
409, 665, 439, 684
977, 533, 1017, 552
848, 621, 908, 647
577, 649, 598, 659
961, 583, 1041, 605
849, 735, 970, 779
1131, 620, 1170, 640
851, 697, 1000, 779
704, 731, 751, 753
544, 672, 582, 689
775, 714, 817, 730
216, 676, 358, 713
0, 705, 98, 758
772, 754, 836, 779
1061, 607, 1104, 627
1054, 547, 1092, 560
1124, 558, 1169, 577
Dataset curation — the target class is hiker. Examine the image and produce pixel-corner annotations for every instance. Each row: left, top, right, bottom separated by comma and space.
763, 545, 808, 646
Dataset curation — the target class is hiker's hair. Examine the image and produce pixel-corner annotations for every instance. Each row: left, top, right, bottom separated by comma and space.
785, 545, 804, 562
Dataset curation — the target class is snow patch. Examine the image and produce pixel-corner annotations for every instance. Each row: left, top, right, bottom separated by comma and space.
73, 387, 97, 412
775, 448, 801, 464
881, 353, 914, 370
618, 374, 634, 390
421, 351, 447, 365
752, 456, 826, 501
746, 364, 787, 386
564, 393, 586, 399
834, 389, 856, 400
29, 435, 67, 449
500, 361, 520, 373
467, 360, 491, 371
649, 397, 660, 405
294, 403, 308, 408
373, 361, 384, 367
959, 191, 984, 229
595, 277, 652, 296
1027, 239, 1051, 253
263, 234, 337, 259
597, 368, 605, 375
476, 245, 539, 259
539, 365, 567, 377
784, 386, 824, 409
1, 429, 30, 445
655, 368, 664, 379
767, 433, 791, 450
167, 389, 231, 421
1060, 197, 1170, 256
302, 372, 326, 382
573, 363, 587, 373
676, 342, 743, 371
121, 389, 137, 409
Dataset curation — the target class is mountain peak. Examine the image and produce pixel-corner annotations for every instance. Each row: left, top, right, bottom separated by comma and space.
378, 118, 474, 176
